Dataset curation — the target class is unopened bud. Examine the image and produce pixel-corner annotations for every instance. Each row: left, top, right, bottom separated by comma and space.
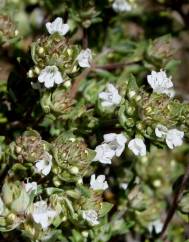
128, 91, 136, 99
38, 47, 44, 55
72, 65, 78, 73
82, 231, 89, 237
34, 66, 40, 74
153, 179, 161, 188
14, 29, 19, 36
134, 95, 142, 102
53, 177, 61, 187
28, 70, 34, 78
16, 146, 22, 154
64, 80, 71, 88
127, 106, 135, 116
126, 118, 135, 127
67, 48, 73, 56
7, 213, 17, 223
70, 166, 79, 174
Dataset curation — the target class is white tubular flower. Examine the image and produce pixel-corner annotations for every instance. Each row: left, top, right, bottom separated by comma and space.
165, 129, 184, 149
128, 138, 146, 156
35, 152, 52, 176
99, 84, 122, 107
155, 124, 168, 138
31, 200, 57, 230
38, 66, 64, 88
46, 17, 69, 36
147, 70, 174, 97
103, 133, 127, 157
148, 219, 163, 234
112, 0, 132, 12
23, 181, 37, 194
93, 144, 115, 164
82, 210, 99, 226
90, 174, 108, 191
76, 48, 92, 68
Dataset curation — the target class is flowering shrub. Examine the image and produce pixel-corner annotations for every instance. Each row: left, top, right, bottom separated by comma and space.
1, 0, 189, 241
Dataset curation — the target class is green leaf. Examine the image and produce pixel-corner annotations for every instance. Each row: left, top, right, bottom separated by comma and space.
46, 187, 64, 195
98, 202, 113, 217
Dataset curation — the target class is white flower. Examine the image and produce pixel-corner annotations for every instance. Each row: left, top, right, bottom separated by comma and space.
23, 181, 37, 194
112, 0, 132, 12
99, 84, 122, 107
93, 132, 126, 164
90, 174, 108, 191
103, 133, 127, 157
38, 66, 64, 88
120, 183, 128, 190
93, 144, 115, 164
165, 129, 184, 149
46, 17, 69, 36
147, 70, 174, 97
82, 210, 99, 226
155, 124, 168, 138
35, 152, 52, 176
128, 138, 146, 156
76, 48, 92, 68
31, 200, 57, 230
148, 219, 163, 234
155, 125, 184, 149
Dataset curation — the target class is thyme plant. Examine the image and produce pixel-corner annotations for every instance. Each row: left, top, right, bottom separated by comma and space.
1, 0, 189, 241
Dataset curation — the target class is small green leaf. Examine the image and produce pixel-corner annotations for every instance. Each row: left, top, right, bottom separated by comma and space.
98, 202, 113, 217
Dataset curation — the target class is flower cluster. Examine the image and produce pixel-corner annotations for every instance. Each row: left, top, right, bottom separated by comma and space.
28, 17, 92, 89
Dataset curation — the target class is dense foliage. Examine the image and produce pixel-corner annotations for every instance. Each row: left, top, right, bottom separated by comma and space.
1, 0, 189, 241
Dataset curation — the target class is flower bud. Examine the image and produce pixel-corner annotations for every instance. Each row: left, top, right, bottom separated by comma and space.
10, 130, 49, 163
0, 15, 16, 42
51, 132, 95, 183
38, 47, 44, 55
70, 166, 79, 175
125, 118, 135, 127
53, 177, 62, 187
30, 35, 81, 80
128, 91, 136, 99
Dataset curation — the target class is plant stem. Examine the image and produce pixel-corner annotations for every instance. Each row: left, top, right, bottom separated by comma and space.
82, 28, 88, 49
69, 67, 92, 99
95, 61, 133, 71
160, 161, 189, 239
69, 59, 138, 99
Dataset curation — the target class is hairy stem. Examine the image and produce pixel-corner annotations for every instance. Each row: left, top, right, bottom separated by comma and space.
69, 67, 92, 99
